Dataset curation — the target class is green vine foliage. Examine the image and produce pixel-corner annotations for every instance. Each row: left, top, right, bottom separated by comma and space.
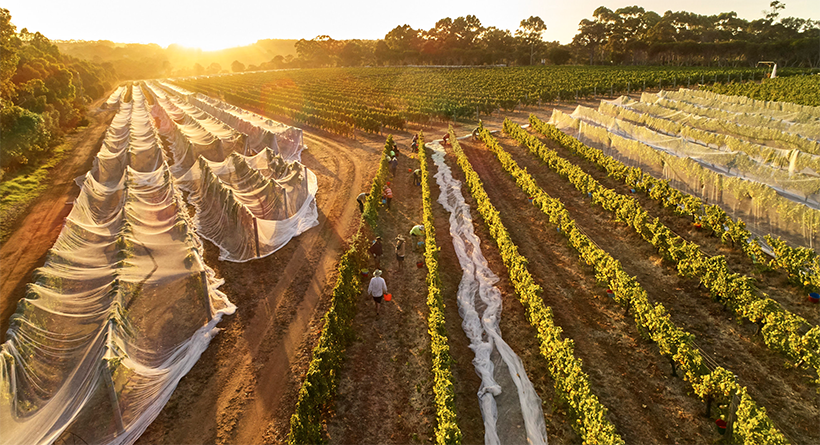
450, 128, 624, 445
287, 137, 393, 444
532, 112, 820, 296
481, 122, 789, 445
418, 130, 462, 445
526, 116, 820, 385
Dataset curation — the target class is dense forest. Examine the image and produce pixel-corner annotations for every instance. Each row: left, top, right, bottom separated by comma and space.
0, 9, 116, 176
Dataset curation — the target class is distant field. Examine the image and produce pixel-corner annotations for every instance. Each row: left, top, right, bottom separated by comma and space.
705, 73, 820, 106
174, 65, 811, 135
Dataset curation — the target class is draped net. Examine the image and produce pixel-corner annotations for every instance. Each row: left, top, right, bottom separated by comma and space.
144, 81, 319, 262
550, 104, 820, 251
1, 85, 236, 445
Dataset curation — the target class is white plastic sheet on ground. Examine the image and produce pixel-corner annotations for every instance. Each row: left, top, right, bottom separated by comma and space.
0, 86, 235, 445
430, 141, 548, 445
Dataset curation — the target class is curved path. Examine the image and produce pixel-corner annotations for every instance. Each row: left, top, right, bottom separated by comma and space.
0, 101, 115, 340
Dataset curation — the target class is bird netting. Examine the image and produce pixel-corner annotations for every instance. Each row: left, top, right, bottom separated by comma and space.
649, 90, 820, 142
550, 107, 820, 251
572, 105, 820, 201
144, 81, 319, 262
104, 86, 127, 109
1, 84, 236, 445
665, 88, 820, 123
632, 92, 820, 154
174, 150, 319, 262
430, 141, 548, 445
159, 81, 305, 162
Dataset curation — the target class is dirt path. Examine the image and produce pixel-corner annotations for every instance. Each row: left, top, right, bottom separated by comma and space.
469, 132, 820, 442
0, 100, 115, 341
323, 138, 436, 443
136, 130, 378, 445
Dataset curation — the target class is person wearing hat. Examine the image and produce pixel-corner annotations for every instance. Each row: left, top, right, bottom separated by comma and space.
395, 235, 406, 270
389, 156, 398, 176
368, 269, 388, 315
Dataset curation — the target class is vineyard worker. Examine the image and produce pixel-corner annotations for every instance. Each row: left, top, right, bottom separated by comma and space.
442, 132, 450, 146
382, 184, 393, 210
370, 236, 384, 269
389, 156, 398, 176
368, 269, 388, 315
413, 169, 422, 186
356, 192, 368, 213
410, 224, 425, 250
392, 140, 400, 154
395, 235, 406, 270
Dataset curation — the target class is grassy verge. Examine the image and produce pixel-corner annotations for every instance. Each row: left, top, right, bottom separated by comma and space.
0, 141, 71, 243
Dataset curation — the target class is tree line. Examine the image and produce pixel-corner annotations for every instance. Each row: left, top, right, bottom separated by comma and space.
269, 3, 818, 70
1, 9, 117, 176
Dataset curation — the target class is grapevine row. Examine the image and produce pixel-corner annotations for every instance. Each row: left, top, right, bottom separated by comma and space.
418, 131, 462, 445
449, 129, 624, 445
514, 118, 820, 384
287, 137, 392, 444
477, 123, 788, 445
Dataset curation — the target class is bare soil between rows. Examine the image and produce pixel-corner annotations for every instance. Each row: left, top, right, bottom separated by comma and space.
6, 93, 816, 444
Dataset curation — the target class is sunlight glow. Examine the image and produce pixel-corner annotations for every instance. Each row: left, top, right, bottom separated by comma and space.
5, 0, 819, 48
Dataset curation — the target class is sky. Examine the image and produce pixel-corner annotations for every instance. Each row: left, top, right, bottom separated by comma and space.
6, 0, 819, 51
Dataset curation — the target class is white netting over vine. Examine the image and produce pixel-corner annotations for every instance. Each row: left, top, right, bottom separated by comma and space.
144, 81, 318, 262
431, 141, 548, 445
1, 86, 235, 445
598, 100, 820, 177
650, 90, 820, 141
159, 81, 305, 162
550, 107, 820, 251
146, 82, 246, 173
174, 150, 319, 262
104, 86, 126, 109
572, 105, 820, 201
667, 88, 820, 123
631, 93, 820, 154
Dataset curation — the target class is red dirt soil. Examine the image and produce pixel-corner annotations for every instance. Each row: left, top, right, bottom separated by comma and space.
0, 100, 115, 341
4, 94, 815, 444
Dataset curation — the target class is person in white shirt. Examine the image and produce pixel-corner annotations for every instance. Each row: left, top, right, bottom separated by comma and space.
368, 269, 388, 315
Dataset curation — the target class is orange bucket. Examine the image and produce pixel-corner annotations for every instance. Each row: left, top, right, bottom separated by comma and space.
384, 293, 392, 302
